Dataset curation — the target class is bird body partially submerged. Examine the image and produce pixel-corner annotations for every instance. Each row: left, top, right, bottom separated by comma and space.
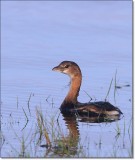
52, 61, 122, 117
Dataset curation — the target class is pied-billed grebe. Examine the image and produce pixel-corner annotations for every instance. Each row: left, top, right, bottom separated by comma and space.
52, 61, 122, 116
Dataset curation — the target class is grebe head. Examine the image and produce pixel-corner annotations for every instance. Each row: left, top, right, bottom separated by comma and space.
52, 61, 82, 78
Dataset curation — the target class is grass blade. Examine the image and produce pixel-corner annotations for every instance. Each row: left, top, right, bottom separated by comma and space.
105, 78, 113, 101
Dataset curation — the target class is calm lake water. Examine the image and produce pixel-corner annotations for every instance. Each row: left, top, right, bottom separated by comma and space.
1, 1, 132, 158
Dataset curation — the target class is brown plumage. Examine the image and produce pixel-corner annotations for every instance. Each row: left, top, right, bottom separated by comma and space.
52, 61, 122, 117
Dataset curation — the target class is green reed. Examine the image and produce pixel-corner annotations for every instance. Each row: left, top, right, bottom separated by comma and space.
35, 107, 83, 158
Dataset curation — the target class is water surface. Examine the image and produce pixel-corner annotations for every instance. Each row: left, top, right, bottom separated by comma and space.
1, 1, 132, 157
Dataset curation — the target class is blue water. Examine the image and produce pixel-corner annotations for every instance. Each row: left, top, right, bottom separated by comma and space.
1, 1, 132, 157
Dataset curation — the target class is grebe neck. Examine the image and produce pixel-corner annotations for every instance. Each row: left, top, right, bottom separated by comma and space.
63, 74, 82, 105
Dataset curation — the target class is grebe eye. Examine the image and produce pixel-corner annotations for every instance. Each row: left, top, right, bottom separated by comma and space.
64, 65, 69, 68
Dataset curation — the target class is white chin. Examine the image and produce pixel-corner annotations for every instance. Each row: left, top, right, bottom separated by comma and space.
63, 70, 68, 74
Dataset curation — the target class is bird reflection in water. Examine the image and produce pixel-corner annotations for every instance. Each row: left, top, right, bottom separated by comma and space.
41, 110, 122, 157
58, 112, 122, 156
44, 113, 80, 157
